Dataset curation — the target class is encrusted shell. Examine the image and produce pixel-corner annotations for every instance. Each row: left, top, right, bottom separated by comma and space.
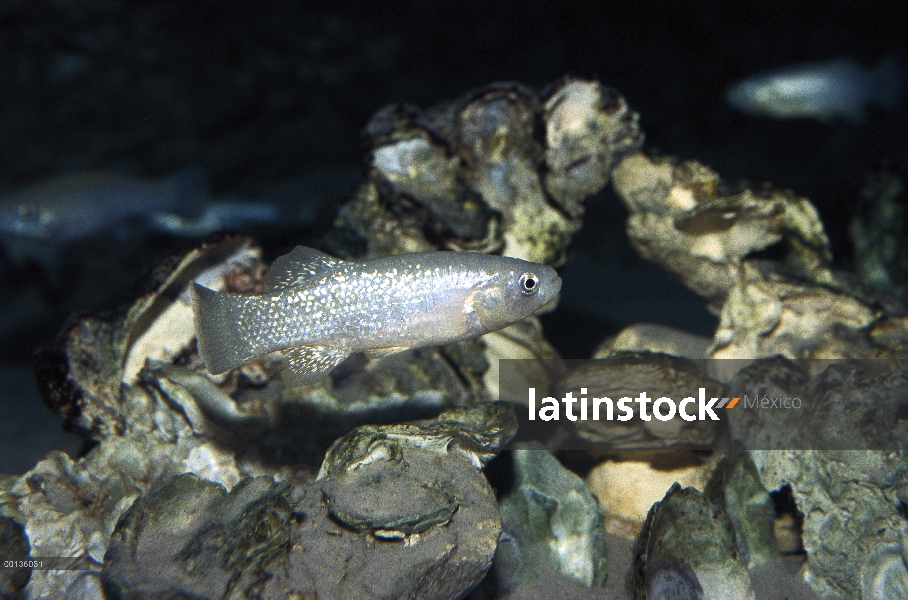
332, 77, 642, 266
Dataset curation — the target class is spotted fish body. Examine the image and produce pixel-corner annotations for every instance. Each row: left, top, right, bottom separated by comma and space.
191, 246, 561, 386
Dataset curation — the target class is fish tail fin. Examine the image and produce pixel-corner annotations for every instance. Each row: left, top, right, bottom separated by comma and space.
191, 283, 257, 374
163, 167, 209, 218
873, 54, 906, 110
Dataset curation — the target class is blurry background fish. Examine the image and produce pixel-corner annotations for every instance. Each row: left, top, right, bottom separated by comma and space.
725, 56, 905, 121
0, 168, 311, 275
0, 168, 208, 270
0, 168, 206, 243
147, 199, 280, 238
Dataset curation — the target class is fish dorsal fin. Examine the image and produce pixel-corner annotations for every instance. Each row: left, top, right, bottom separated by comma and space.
264, 246, 341, 291
280, 345, 347, 388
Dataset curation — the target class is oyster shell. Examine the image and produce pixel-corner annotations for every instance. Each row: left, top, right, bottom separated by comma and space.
632, 484, 754, 600
102, 404, 513, 599
332, 77, 642, 266
496, 442, 608, 594
611, 152, 831, 312
552, 355, 721, 450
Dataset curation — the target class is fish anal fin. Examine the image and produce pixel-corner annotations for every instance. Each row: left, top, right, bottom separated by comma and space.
264, 246, 342, 291
280, 345, 347, 388
364, 346, 410, 360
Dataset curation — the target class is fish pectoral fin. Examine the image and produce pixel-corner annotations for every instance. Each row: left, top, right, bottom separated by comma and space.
364, 346, 410, 360
280, 345, 347, 388
264, 246, 342, 291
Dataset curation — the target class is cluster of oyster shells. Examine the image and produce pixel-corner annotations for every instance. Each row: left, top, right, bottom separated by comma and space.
2, 75, 906, 599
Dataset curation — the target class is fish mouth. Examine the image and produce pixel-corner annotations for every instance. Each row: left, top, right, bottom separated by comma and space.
536, 274, 562, 312
537, 290, 561, 314
540, 296, 559, 310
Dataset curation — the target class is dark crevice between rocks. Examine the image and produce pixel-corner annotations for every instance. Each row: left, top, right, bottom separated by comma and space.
770, 484, 806, 556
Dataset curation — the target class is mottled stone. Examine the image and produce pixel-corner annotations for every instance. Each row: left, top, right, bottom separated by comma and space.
542, 79, 642, 218
306, 434, 502, 599
749, 450, 908, 599
849, 168, 908, 304
322, 463, 457, 537
319, 403, 517, 477
593, 323, 712, 360
102, 475, 305, 599
0, 516, 30, 596
703, 447, 776, 569
632, 484, 753, 600
611, 152, 831, 312
725, 357, 908, 451
102, 405, 511, 599
335, 77, 641, 266
587, 454, 716, 532
496, 442, 608, 593
715, 359, 908, 598
711, 262, 878, 361
0, 436, 232, 597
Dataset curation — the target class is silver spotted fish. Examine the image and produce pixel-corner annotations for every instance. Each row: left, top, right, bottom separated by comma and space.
191, 246, 561, 386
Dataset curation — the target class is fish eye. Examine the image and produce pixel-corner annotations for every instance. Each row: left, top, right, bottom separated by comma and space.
518, 272, 539, 295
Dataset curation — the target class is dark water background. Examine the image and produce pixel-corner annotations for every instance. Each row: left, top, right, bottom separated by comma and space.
1, 0, 906, 473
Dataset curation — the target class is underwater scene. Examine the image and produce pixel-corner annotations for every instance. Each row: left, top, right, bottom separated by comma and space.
1, 1, 907, 598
